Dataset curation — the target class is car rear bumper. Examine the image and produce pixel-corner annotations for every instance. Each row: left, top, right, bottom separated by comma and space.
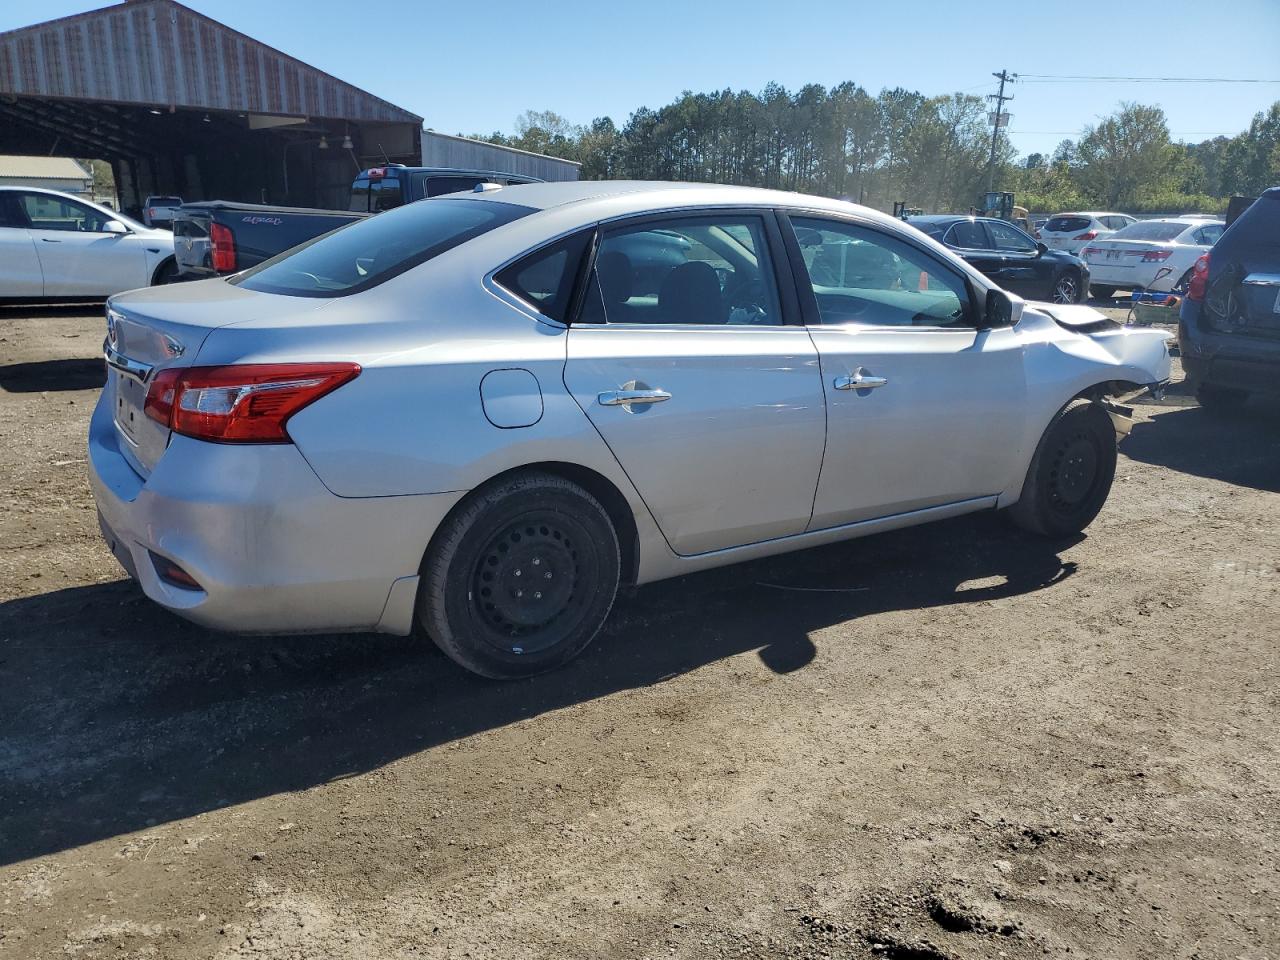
1178, 299, 1280, 396
88, 391, 464, 636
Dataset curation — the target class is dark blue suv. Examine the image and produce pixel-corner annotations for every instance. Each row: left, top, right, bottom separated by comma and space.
1179, 188, 1280, 409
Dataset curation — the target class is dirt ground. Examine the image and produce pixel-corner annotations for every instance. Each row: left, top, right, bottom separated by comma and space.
0, 303, 1277, 960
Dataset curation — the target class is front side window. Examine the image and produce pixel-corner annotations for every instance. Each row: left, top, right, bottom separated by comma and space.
792, 217, 971, 328
424, 175, 488, 198
235, 198, 532, 297
944, 220, 988, 249
21, 193, 111, 232
987, 220, 1038, 252
579, 214, 783, 325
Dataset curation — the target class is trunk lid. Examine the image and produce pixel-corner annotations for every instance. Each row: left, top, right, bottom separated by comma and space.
104, 281, 331, 476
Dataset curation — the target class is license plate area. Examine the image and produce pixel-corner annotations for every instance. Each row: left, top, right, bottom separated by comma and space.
112, 368, 148, 447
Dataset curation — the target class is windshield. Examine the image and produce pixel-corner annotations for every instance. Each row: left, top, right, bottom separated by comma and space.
1110, 221, 1190, 242
234, 198, 532, 297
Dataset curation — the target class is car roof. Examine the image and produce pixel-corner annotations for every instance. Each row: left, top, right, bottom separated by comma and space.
468, 179, 882, 216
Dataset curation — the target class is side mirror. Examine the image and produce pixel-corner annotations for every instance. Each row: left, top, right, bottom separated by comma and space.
101, 220, 128, 235
984, 288, 1025, 329
1036, 241, 1048, 256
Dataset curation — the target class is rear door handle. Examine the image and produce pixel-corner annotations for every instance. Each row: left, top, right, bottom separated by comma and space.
40, 237, 62, 243
834, 370, 888, 391
598, 388, 671, 406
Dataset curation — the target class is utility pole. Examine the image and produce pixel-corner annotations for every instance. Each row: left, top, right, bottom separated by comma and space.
985, 69, 1015, 196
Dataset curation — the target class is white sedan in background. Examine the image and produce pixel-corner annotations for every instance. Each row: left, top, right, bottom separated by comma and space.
1039, 212, 1137, 253
1082, 217, 1224, 299
0, 187, 177, 300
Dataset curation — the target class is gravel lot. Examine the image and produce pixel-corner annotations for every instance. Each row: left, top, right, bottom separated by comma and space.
1, 303, 1277, 960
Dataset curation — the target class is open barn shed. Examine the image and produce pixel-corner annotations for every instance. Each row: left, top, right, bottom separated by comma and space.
0, 0, 422, 216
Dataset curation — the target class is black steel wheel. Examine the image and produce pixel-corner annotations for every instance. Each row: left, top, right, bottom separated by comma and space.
1051, 270, 1082, 304
1008, 398, 1117, 537
418, 472, 620, 678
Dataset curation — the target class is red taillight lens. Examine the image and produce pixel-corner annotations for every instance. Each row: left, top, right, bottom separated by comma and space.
209, 222, 236, 273
1073, 230, 1098, 241
143, 363, 360, 443
143, 367, 181, 425
1141, 250, 1173, 262
1187, 253, 1210, 301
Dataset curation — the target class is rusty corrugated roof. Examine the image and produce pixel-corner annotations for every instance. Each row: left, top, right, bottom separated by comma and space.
0, 0, 422, 124
0, 155, 92, 179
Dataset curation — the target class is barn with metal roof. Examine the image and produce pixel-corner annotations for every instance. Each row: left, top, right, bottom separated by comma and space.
0, 0, 423, 215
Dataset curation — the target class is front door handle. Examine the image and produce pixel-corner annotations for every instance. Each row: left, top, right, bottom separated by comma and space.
598, 388, 672, 407
834, 370, 888, 391
40, 237, 62, 243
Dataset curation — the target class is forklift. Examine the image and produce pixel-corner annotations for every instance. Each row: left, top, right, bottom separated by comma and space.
975, 191, 1035, 235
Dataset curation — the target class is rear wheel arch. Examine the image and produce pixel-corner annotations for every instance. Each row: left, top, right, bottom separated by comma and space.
150, 256, 178, 286
423, 461, 640, 587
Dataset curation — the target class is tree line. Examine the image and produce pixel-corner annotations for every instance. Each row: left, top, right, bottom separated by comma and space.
468, 85, 1280, 215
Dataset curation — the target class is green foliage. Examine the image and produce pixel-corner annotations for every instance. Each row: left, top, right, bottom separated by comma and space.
474, 91, 1280, 215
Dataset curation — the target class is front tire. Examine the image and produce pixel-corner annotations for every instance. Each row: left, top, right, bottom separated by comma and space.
151, 258, 179, 285
1089, 284, 1117, 301
418, 472, 621, 679
1008, 398, 1117, 538
1051, 270, 1083, 304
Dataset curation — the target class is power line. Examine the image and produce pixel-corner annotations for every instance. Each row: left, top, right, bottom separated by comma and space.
1017, 74, 1280, 83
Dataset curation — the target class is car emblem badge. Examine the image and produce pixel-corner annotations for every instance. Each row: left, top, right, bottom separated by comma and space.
106, 312, 118, 349
184, 236, 193, 251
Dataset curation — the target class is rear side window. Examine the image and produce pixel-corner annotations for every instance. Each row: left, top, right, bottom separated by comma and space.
1110, 221, 1188, 242
495, 231, 592, 322
1045, 215, 1092, 233
1193, 224, 1224, 245
944, 220, 988, 249
235, 198, 532, 298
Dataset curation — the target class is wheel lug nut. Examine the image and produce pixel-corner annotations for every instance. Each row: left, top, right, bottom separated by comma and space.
514, 569, 522, 577
544, 572, 552, 579
534, 592, 542, 599
532, 558, 541, 566
515, 589, 523, 598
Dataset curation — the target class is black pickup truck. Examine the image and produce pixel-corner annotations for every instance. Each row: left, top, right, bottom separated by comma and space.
172, 166, 542, 279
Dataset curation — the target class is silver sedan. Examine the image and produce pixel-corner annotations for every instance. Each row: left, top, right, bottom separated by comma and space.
89, 182, 1171, 677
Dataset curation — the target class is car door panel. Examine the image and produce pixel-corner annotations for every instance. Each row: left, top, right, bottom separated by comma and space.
806, 326, 1026, 528
20, 192, 148, 296
562, 210, 826, 556
784, 214, 1027, 529
565, 326, 826, 554
0, 227, 43, 297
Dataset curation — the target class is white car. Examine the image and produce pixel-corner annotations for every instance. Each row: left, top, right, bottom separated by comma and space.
1082, 218, 1225, 299
89, 181, 1170, 678
1039, 212, 1137, 253
142, 195, 183, 229
0, 187, 177, 300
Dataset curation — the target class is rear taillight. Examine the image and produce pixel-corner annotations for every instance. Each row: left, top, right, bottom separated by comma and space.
143, 363, 360, 443
1073, 230, 1098, 241
1141, 250, 1173, 262
210, 222, 236, 272
1187, 253, 1210, 301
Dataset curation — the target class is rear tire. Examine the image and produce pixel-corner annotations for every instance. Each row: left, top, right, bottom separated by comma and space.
418, 472, 621, 679
1196, 383, 1249, 412
1008, 398, 1117, 538
1088, 284, 1116, 301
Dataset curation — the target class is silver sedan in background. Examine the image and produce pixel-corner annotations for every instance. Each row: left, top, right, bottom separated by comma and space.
90, 182, 1170, 678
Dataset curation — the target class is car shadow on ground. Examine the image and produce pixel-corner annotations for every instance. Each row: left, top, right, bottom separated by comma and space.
0, 358, 105, 393
1124, 397, 1280, 493
0, 512, 1078, 866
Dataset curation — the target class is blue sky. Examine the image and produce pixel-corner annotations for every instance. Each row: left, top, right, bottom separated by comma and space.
4, 0, 1279, 159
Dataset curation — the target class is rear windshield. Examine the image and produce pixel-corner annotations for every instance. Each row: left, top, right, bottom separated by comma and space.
234, 198, 532, 298
1044, 215, 1092, 233
1110, 221, 1189, 242
149, 197, 182, 206
349, 177, 403, 213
